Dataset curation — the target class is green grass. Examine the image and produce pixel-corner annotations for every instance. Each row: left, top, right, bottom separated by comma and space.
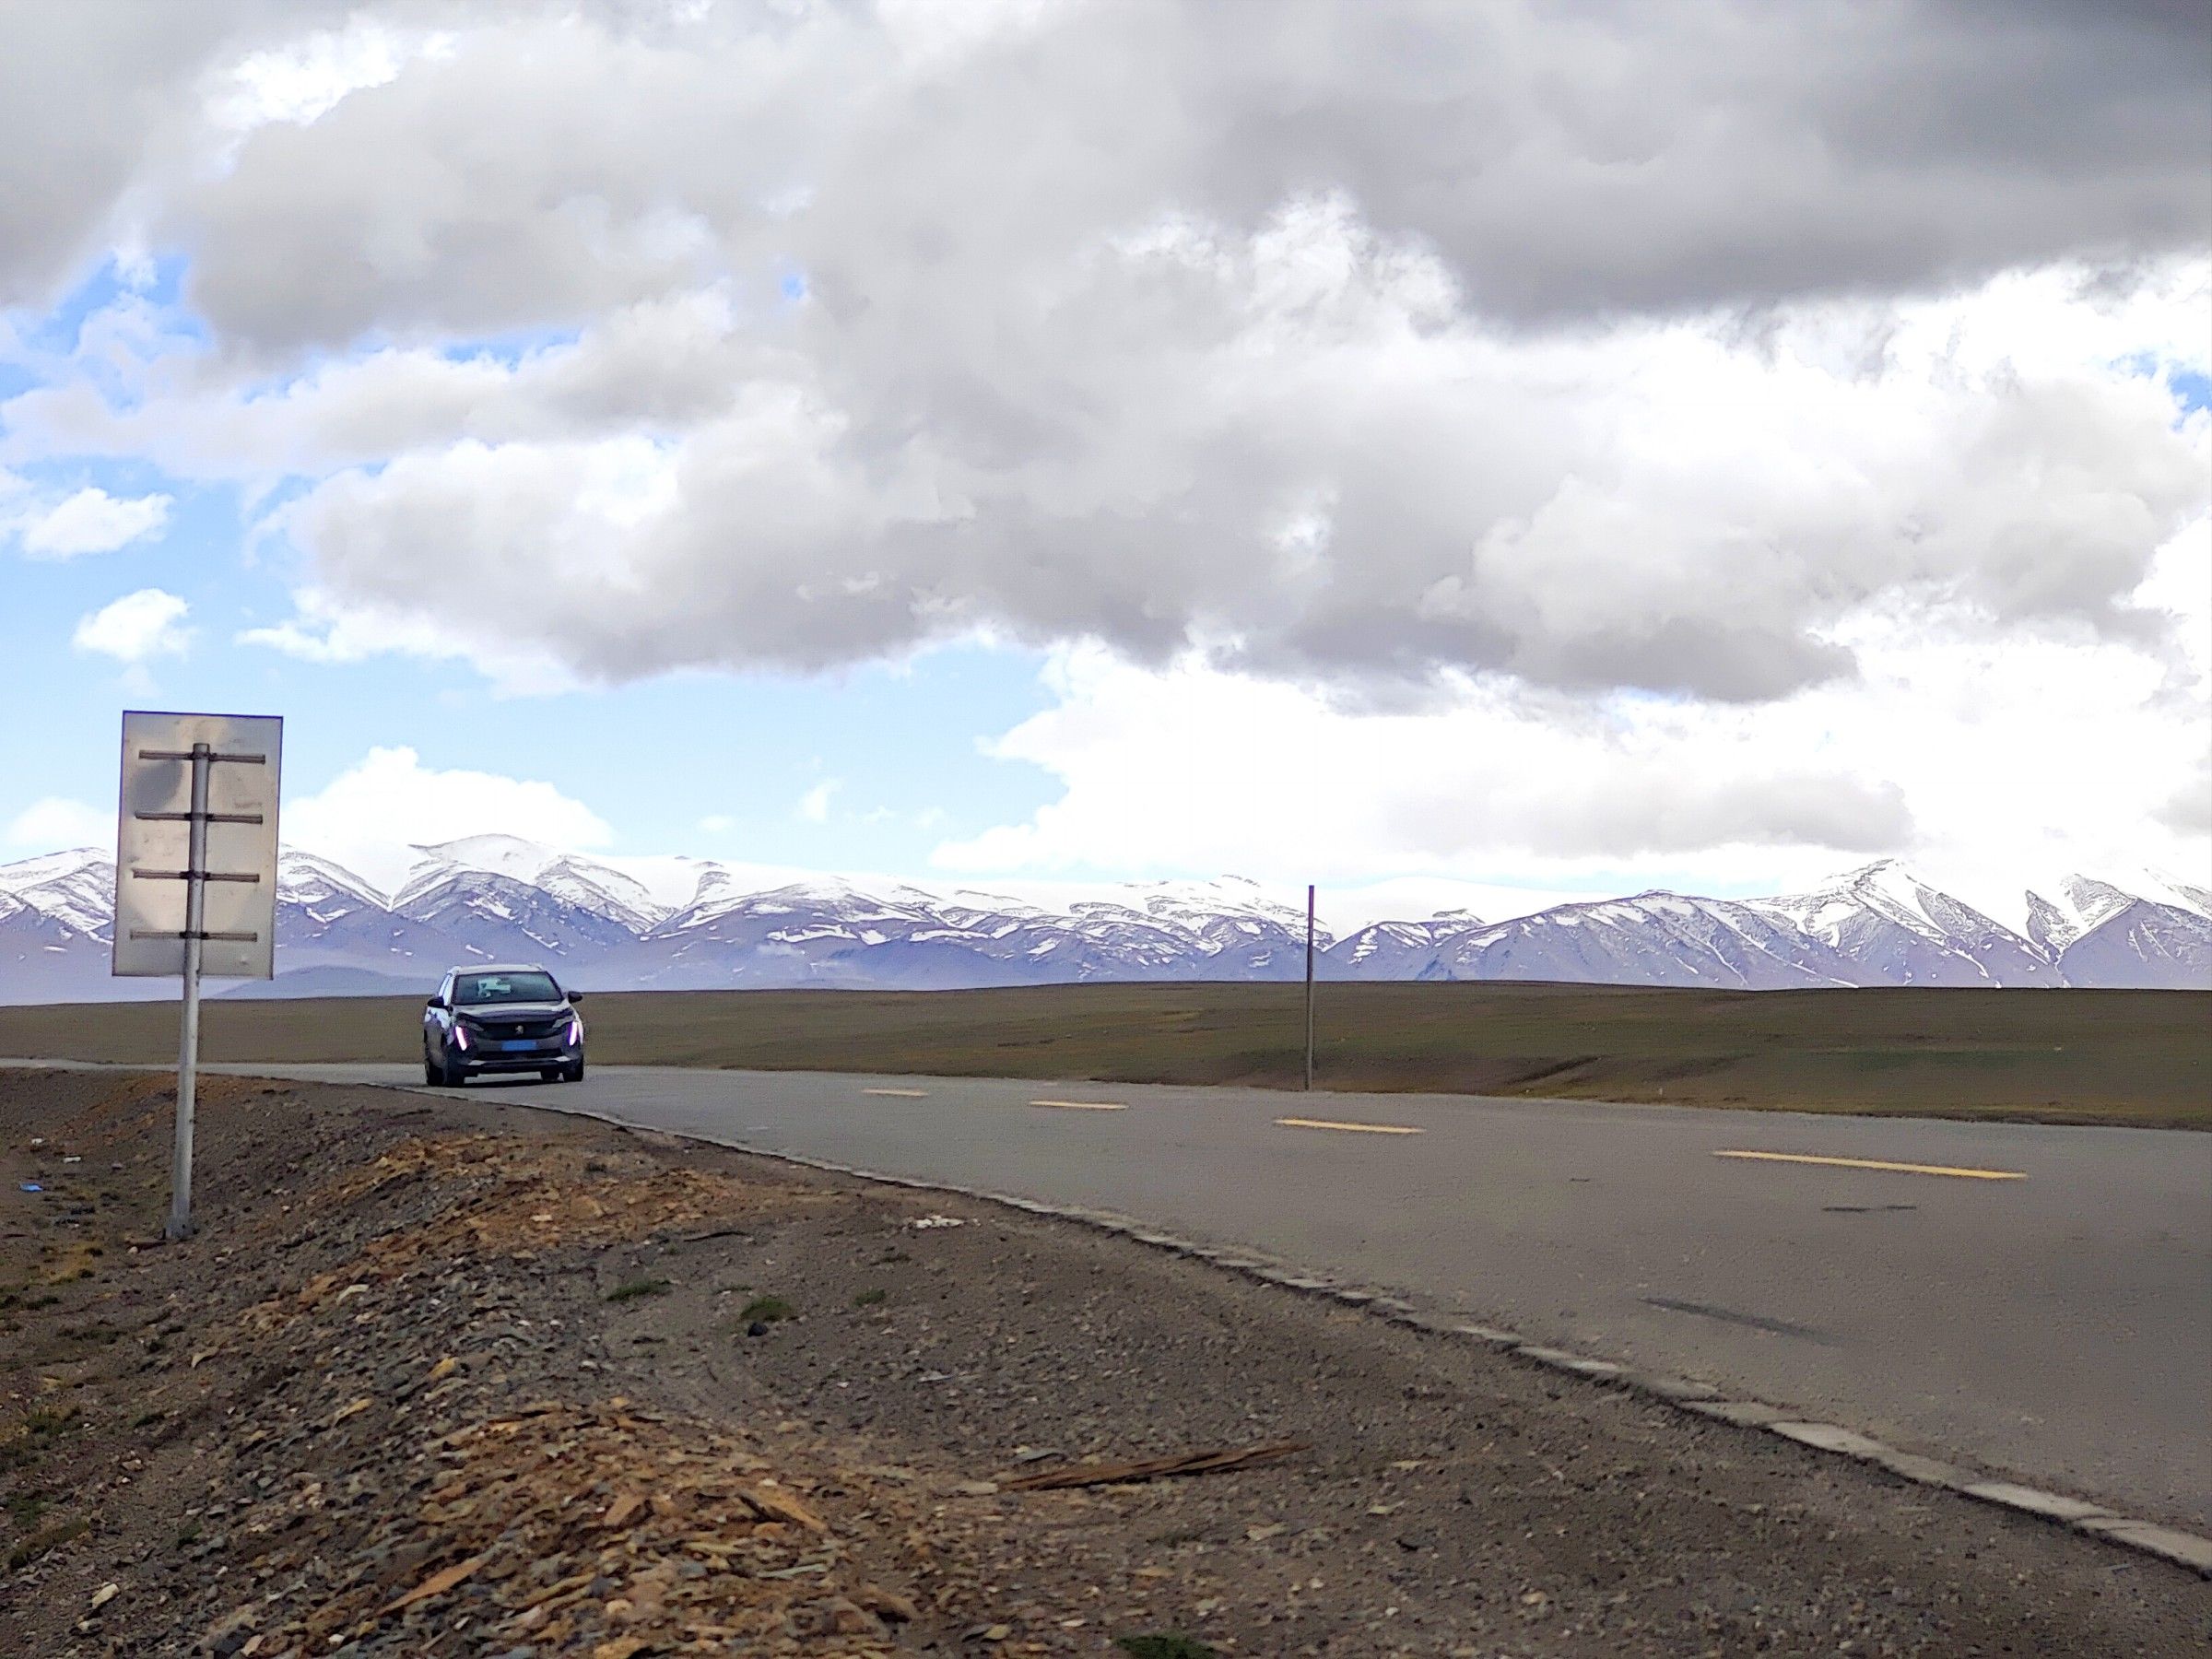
0, 1408, 76, 1473
5, 1515, 88, 1571
604, 1277, 672, 1303
739, 1295, 794, 1324
852, 1288, 888, 1308
2, 982, 2206, 1126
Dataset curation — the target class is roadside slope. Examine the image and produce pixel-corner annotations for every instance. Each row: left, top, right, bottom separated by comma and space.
3, 1068, 2206, 1655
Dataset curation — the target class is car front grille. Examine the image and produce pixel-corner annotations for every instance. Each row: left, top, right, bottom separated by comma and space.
485, 1018, 564, 1041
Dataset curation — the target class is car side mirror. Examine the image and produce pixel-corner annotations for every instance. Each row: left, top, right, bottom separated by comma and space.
427, 995, 444, 1010
566, 990, 584, 1003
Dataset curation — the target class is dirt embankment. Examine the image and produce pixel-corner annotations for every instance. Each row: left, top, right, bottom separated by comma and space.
2, 1068, 2205, 1657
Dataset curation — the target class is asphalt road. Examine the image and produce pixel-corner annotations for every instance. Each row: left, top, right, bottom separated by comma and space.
72, 1060, 2212, 1527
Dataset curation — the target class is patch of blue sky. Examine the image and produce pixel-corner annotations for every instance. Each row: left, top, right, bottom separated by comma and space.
0, 351, 38, 403
3, 582, 1065, 879
526, 639, 1061, 873
0, 254, 210, 425
437, 323, 585, 369
160, 476, 261, 564
2116, 351, 2212, 419
7, 253, 194, 359
6, 451, 185, 503
5, 503, 243, 818
229, 472, 322, 536
4, 463, 342, 826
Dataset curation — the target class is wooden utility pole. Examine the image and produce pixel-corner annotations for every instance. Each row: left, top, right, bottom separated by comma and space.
1303, 884, 1316, 1091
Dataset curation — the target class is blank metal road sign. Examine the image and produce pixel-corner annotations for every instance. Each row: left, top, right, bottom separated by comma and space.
112, 711, 283, 980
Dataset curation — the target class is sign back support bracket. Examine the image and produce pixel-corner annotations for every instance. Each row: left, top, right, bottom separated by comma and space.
139, 741, 269, 1241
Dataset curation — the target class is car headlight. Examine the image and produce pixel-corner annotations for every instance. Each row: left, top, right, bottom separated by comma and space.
566, 1017, 583, 1045
452, 1020, 472, 1051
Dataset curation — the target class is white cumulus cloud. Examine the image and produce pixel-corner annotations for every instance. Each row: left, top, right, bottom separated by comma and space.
283, 747, 614, 894
2, 4, 2204, 708
4, 796, 111, 854
236, 583, 575, 697
71, 587, 191, 661
18, 485, 172, 557
173, 253, 2203, 706
934, 535, 2211, 923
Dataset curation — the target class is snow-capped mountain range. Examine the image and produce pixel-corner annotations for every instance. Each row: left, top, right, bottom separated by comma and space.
2, 835, 2206, 1004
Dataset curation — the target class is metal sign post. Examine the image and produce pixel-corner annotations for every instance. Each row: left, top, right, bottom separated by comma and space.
112, 712, 282, 1241
1303, 883, 1316, 1092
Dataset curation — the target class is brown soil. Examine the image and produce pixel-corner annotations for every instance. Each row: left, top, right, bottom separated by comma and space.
2, 1068, 2205, 1657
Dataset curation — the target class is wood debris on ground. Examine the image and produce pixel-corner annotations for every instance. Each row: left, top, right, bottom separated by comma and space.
246, 1132, 832, 1332
237, 1398, 912, 1655
1001, 1441, 1309, 1491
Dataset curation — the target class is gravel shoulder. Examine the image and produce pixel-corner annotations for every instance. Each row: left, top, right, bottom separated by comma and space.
3, 1068, 2206, 1657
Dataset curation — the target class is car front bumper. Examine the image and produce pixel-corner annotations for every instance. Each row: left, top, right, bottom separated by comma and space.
450, 1038, 581, 1073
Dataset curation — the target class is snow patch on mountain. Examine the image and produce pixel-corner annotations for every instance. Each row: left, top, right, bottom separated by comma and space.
278, 850, 388, 912
0, 848, 116, 938
404, 833, 565, 885
2054, 900, 2212, 990
2025, 868, 2212, 953
1424, 891, 1862, 991
1750, 860, 2059, 987
532, 855, 669, 933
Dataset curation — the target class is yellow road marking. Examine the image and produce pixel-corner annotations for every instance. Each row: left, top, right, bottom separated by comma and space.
863, 1088, 929, 1098
1028, 1099, 1128, 1112
1276, 1116, 1425, 1136
1713, 1149, 2025, 1182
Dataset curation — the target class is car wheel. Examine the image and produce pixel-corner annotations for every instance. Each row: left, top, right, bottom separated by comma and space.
565, 1058, 585, 1083
539, 1067, 562, 1083
424, 1055, 440, 1086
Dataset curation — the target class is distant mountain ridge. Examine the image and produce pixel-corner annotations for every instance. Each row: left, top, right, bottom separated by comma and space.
2, 836, 2206, 1003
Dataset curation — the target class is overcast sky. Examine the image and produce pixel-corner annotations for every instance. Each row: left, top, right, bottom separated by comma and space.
1, 0, 2206, 923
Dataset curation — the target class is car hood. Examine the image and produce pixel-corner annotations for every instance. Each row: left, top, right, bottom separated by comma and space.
453, 1001, 573, 1019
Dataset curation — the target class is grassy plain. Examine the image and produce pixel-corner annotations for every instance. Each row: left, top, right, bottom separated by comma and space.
1, 982, 2205, 1127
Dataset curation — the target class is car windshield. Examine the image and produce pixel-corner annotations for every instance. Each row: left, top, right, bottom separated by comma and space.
453, 971, 562, 1006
